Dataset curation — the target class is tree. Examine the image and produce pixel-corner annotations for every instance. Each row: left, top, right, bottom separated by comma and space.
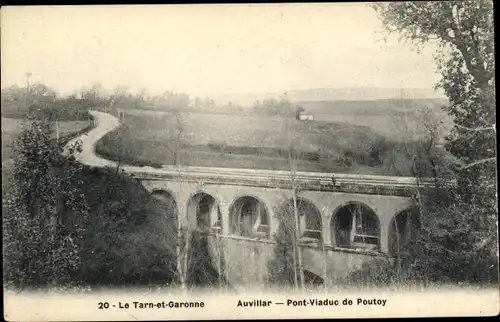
3, 115, 89, 289
89, 82, 102, 101
373, 1, 495, 182
165, 113, 190, 291
390, 106, 454, 188
267, 198, 302, 288
287, 145, 305, 289
373, 1, 497, 284
267, 118, 311, 290
254, 98, 295, 117
30, 83, 57, 100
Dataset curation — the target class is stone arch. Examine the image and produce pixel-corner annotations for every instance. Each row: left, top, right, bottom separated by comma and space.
151, 189, 178, 218
229, 195, 271, 238
151, 189, 179, 234
187, 192, 222, 233
388, 206, 421, 257
330, 201, 381, 251
280, 197, 323, 243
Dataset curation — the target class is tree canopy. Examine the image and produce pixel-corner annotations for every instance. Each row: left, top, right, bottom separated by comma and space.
372, 1, 495, 187
372, 0, 497, 284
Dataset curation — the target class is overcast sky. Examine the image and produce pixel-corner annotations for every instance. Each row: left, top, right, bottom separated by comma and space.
1, 4, 442, 96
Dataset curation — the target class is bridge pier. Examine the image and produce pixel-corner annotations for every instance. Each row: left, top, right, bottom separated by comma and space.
380, 224, 390, 254
321, 211, 332, 245
219, 202, 231, 235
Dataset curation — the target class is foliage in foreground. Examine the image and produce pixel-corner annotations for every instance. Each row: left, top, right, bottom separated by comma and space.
373, 0, 497, 285
3, 116, 88, 288
3, 113, 229, 290
267, 201, 301, 287
2, 117, 178, 289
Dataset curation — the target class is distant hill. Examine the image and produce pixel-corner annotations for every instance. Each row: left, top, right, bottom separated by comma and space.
205, 87, 446, 106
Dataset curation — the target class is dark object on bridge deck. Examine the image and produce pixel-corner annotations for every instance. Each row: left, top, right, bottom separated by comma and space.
332, 175, 337, 186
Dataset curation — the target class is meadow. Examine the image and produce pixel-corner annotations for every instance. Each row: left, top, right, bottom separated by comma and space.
95, 109, 441, 176
292, 98, 453, 143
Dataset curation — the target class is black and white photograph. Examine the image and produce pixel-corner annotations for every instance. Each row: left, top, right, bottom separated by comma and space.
2, 2, 498, 320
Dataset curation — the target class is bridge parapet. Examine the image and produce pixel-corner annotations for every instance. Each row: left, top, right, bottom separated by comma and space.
127, 165, 449, 197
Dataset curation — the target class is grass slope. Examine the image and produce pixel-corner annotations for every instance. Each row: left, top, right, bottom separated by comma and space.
2, 116, 227, 289
72, 167, 178, 287
297, 98, 448, 115
95, 111, 429, 176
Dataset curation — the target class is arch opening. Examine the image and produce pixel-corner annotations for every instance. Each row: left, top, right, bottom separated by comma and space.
151, 190, 178, 218
281, 198, 323, 244
389, 207, 420, 257
331, 202, 380, 251
187, 193, 222, 233
297, 199, 322, 242
229, 196, 270, 238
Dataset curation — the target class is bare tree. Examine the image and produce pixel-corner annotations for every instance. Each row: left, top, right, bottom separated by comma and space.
171, 112, 189, 291
284, 117, 306, 290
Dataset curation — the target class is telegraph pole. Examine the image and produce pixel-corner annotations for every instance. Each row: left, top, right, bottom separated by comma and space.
56, 119, 60, 143
25, 72, 32, 94
24, 72, 32, 114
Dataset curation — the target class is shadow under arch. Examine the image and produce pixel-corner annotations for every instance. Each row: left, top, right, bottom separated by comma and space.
151, 189, 178, 218
388, 206, 421, 257
330, 201, 381, 251
186, 192, 222, 233
229, 195, 271, 238
279, 197, 323, 243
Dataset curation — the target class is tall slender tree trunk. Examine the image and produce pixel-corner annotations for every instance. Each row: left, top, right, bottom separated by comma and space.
322, 238, 328, 294
55, 120, 60, 143
175, 161, 189, 292
176, 221, 186, 290
174, 120, 189, 292
288, 149, 304, 290
216, 231, 222, 292
394, 219, 401, 283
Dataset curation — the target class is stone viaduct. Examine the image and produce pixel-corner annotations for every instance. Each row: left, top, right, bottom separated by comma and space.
133, 168, 424, 290
67, 110, 432, 290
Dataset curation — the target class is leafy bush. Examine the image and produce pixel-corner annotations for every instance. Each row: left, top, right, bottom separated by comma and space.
267, 201, 301, 287
3, 119, 178, 290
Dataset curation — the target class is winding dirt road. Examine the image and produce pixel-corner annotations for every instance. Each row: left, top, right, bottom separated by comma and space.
64, 111, 120, 168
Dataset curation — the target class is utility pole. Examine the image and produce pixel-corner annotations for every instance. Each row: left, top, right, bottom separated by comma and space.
76, 106, 79, 128
24, 72, 32, 114
55, 115, 60, 143
25, 72, 32, 95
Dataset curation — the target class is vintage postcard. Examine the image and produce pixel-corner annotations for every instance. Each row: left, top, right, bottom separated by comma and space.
2, 3, 498, 320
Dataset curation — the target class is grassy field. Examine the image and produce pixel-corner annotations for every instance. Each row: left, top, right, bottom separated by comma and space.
122, 97, 453, 143
297, 98, 448, 115
297, 99, 453, 142
95, 110, 433, 175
